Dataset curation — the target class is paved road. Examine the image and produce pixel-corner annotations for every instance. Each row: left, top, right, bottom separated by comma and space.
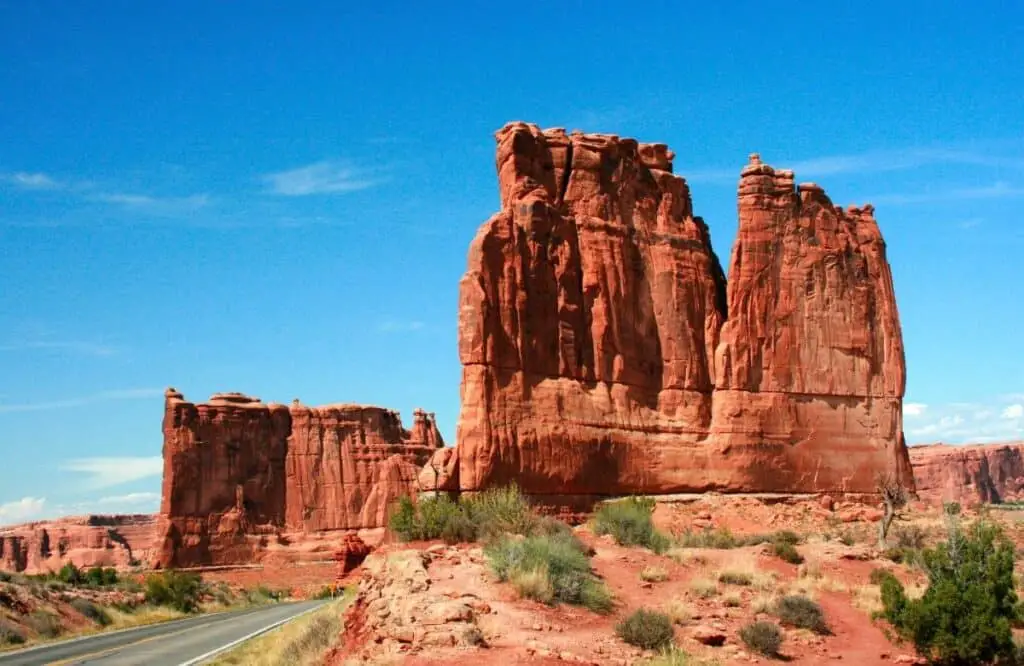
0, 600, 326, 666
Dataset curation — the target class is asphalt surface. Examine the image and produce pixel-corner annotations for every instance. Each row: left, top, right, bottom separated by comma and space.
0, 600, 326, 666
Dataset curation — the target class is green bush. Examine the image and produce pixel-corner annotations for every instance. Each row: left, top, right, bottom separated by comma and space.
616, 608, 675, 650
144, 570, 203, 613
772, 595, 830, 635
71, 598, 112, 626
27, 610, 62, 638
718, 571, 753, 586
593, 497, 671, 554
388, 485, 538, 544
771, 530, 800, 547
870, 568, 899, 586
772, 540, 804, 565
740, 620, 783, 657
84, 566, 119, 587
57, 562, 84, 585
0, 619, 25, 645
486, 530, 613, 614
881, 521, 1019, 665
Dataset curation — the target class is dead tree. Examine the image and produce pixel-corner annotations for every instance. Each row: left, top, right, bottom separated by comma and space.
877, 472, 909, 549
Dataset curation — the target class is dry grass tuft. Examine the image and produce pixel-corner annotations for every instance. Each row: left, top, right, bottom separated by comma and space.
664, 598, 695, 625
688, 576, 719, 599
640, 566, 669, 583
211, 598, 347, 666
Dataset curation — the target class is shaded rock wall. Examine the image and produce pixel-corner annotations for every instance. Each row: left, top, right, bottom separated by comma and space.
453, 122, 913, 501
910, 442, 1024, 505
159, 389, 442, 567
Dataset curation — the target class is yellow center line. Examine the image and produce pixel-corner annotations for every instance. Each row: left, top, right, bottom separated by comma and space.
45, 621, 219, 666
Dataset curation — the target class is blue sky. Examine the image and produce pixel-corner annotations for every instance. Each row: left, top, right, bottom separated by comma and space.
2, 2, 1022, 524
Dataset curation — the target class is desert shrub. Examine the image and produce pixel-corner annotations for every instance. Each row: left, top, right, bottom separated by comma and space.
771, 531, 801, 547
462, 625, 487, 647
57, 562, 84, 585
839, 530, 857, 546
640, 566, 669, 583
642, 646, 696, 666
773, 595, 830, 635
593, 497, 670, 554
688, 577, 719, 599
246, 584, 286, 605
616, 608, 675, 650
0, 619, 25, 645
27, 610, 62, 638
313, 584, 337, 600
276, 613, 340, 665
740, 620, 783, 657
486, 530, 613, 613
943, 502, 962, 517
675, 526, 741, 549
870, 568, 899, 586
884, 546, 925, 568
388, 485, 538, 544
144, 570, 203, 613
772, 540, 804, 565
719, 570, 753, 586
0, 571, 11, 583
511, 568, 554, 604
723, 592, 742, 607
895, 525, 927, 550
84, 566, 119, 587
881, 521, 1018, 665
71, 598, 112, 626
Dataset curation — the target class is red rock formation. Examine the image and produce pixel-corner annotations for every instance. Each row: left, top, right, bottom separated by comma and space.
0, 515, 158, 574
453, 122, 913, 501
709, 155, 914, 493
910, 442, 1024, 505
159, 389, 442, 568
334, 532, 372, 578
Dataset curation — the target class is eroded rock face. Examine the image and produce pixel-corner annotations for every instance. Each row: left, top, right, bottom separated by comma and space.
453, 123, 913, 500
159, 389, 442, 568
710, 155, 914, 492
910, 442, 1024, 505
0, 515, 158, 574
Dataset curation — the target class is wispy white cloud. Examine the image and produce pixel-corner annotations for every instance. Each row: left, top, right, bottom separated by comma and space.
904, 403, 928, 417
3, 172, 62, 190
60, 457, 163, 490
0, 388, 162, 414
0, 340, 117, 356
0, 497, 47, 525
91, 192, 210, 215
870, 181, 1024, 205
1003, 404, 1024, 419
681, 144, 1024, 185
906, 395, 1024, 444
377, 320, 426, 333
264, 160, 381, 196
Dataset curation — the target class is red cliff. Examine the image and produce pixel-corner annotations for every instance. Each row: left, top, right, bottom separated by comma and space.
910, 442, 1024, 505
452, 123, 913, 502
0, 515, 158, 574
158, 389, 442, 567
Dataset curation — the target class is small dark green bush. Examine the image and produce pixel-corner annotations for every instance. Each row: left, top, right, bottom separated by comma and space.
0, 619, 25, 645
740, 620, 783, 657
313, 584, 337, 600
884, 546, 924, 568
57, 562, 84, 586
71, 598, 112, 626
144, 570, 203, 613
84, 566, 118, 587
0, 571, 12, 583
943, 502, 961, 517
882, 521, 1019, 665
772, 595, 830, 635
894, 525, 927, 550
771, 531, 801, 547
615, 608, 675, 650
870, 568, 899, 586
593, 497, 670, 554
772, 540, 804, 565
27, 610, 62, 638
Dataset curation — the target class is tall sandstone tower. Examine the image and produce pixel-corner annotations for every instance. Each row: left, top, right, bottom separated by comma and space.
451, 122, 914, 503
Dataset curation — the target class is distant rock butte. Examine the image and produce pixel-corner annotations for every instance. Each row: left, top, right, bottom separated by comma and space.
0, 515, 158, 574
910, 442, 1024, 505
157, 388, 442, 568
449, 122, 913, 503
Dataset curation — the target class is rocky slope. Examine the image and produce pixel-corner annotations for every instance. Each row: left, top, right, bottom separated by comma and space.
450, 122, 912, 504
910, 442, 1024, 505
0, 515, 158, 574
158, 389, 442, 567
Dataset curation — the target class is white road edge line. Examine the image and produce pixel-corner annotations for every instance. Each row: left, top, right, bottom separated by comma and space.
177, 602, 326, 666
